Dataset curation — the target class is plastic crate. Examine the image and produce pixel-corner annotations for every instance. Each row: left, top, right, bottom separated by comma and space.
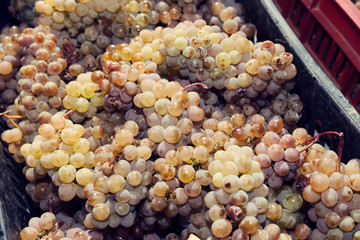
2, 0, 360, 239
272, 0, 360, 111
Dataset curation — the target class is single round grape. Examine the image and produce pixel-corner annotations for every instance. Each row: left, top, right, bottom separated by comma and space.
302, 185, 321, 203
327, 228, 343, 240
154, 181, 169, 197
222, 175, 241, 193
354, 231, 360, 240
349, 173, 360, 191
58, 165, 76, 183
264, 224, 281, 240
209, 204, 227, 222
58, 183, 77, 202
127, 171, 142, 187
267, 144, 285, 162
325, 212, 341, 228
339, 216, 354, 232
276, 209, 296, 229
240, 216, 259, 235
211, 219, 232, 238
178, 165, 195, 184
93, 203, 110, 221
76, 168, 93, 186
310, 172, 330, 192
108, 174, 125, 194
20, 227, 38, 240
321, 188, 339, 207
282, 193, 303, 212
266, 202, 282, 221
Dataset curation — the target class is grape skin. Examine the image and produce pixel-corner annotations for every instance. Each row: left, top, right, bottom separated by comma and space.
4, 1, 357, 240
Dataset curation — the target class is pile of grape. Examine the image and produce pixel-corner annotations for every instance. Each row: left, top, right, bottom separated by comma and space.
0, 0, 359, 240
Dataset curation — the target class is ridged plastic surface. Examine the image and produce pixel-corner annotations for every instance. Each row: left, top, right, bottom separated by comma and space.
0, 136, 38, 240
273, 0, 360, 111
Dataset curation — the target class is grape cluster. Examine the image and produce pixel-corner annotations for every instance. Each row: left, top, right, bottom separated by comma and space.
1, 0, 359, 240
300, 146, 360, 239
31, 0, 240, 77
255, 122, 305, 190
10, 0, 40, 24
99, 21, 300, 125
21, 211, 103, 240
63, 72, 104, 117
2, 112, 94, 202
0, 25, 28, 111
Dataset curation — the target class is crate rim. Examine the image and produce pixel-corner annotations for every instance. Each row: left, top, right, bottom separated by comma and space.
1, 1, 360, 239
261, 0, 360, 129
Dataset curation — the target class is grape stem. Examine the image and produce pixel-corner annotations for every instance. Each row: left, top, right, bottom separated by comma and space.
168, 73, 175, 82
64, 109, 74, 118
132, 140, 141, 146
182, 83, 208, 91
38, 230, 48, 238
301, 131, 344, 171
5, 115, 22, 119
167, 73, 209, 91
0, 110, 11, 116
0, 110, 22, 128
3, 115, 19, 128
212, 142, 221, 151
298, 137, 319, 153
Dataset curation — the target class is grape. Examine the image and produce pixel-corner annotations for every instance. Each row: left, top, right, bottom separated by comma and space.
329, 172, 345, 190
321, 188, 339, 207
3, 1, 344, 240
58, 183, 77, 202
240, 216, 259, 235
310, 172, 330, 192
211, 219, 232, 238
294, 223, 310, 240
209, 204, 227, 222
339, 216, 354, 232
325, 212, 341, 228
268, 173, 283, 189
276, 209, 296, 229
58, 165, 76, 183
264, 224, 281, 240
20, 227, 39, 240
302, 185, 321, 203
349, 173, 360, 191
337, 186, 353, 202
274, 161, 289, 176
267, 144, 285, 162
282, 193, 303, 212
327, 228, 343, 240
178, 165, 195, 184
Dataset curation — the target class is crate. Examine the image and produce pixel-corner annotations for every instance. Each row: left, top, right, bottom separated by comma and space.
0, 0, 13, 27
244, 0, 360, 159
2, 0, 360, 239
272, 0, 360, 111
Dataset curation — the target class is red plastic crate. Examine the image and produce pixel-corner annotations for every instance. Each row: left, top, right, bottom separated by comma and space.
273, 0, 360, 111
